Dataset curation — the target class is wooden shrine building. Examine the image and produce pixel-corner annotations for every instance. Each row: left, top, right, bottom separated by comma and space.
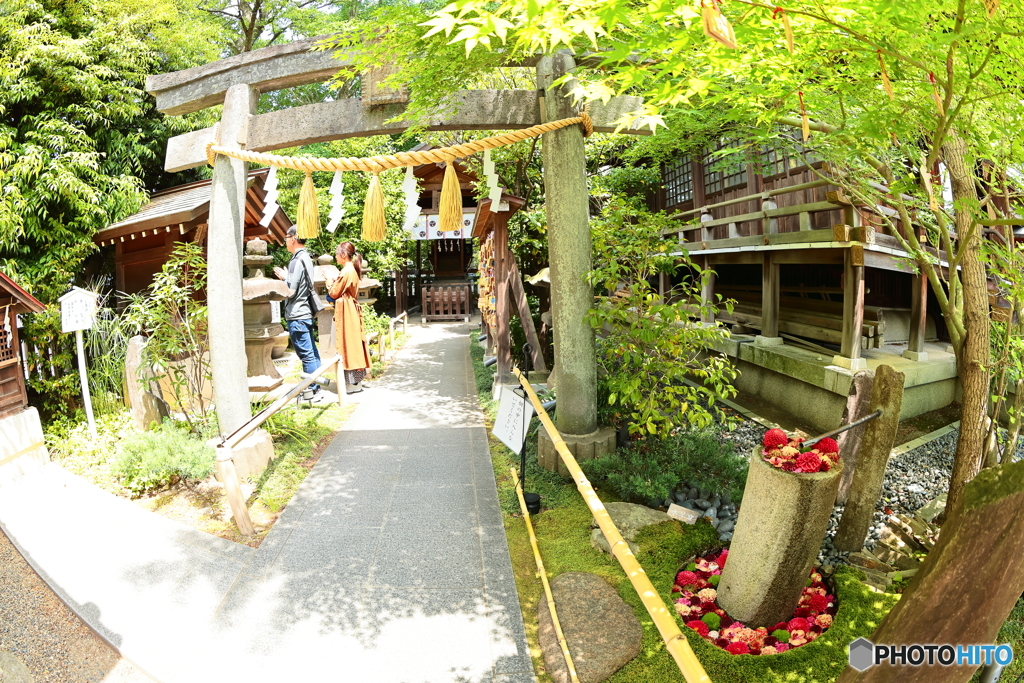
401, 155, 545, 382
0, 272, 44, 421
658, 141, 957, 431
93, 169, 292, 295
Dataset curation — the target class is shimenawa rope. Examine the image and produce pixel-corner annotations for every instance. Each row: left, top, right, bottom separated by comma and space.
204, 107, 594, 241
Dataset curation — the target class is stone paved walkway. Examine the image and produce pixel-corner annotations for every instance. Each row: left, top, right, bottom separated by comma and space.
0, 323, 534, 683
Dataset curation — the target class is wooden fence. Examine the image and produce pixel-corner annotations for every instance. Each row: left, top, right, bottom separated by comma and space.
422, 283, 472, 322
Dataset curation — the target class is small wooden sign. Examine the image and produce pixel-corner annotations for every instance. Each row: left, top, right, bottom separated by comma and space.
493, 386, 535, 455
58, 287, 98, 333
667, 503, 701, 525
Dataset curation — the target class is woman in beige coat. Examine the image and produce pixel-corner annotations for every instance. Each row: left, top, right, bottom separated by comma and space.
328, 241, 372, 393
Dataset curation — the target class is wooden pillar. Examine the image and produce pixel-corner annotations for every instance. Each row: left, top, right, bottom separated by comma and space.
700, 257, 716, 324
757, 253, 781, 344
207, 83, 259, 436
903, 272, 929, 361
509, 261, 549, 374
493, 212, 513, 387
836, 247, 867, 371
538, 51, 598, 436
415, 240, 422, 306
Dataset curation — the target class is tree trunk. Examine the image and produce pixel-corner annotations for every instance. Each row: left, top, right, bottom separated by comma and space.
939, 133, 991, 524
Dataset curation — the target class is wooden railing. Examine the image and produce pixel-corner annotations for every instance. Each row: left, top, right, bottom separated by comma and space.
661, 173, 921, 250
216, 355, 344, 534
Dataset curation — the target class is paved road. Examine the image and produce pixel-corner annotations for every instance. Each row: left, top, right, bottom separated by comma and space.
0, 323, 534, 683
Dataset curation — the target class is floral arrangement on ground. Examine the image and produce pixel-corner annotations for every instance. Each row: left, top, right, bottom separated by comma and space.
762, 428, 840, 474
672, 549, 837, 655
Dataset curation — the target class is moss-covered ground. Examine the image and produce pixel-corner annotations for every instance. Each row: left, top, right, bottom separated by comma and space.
470, 333, 903, 682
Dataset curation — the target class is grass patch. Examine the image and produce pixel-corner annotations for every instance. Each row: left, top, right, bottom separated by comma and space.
469, 330, 901, 683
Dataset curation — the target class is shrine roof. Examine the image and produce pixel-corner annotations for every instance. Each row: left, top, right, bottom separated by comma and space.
95, 169, 292, 245
0, 272, 45, 314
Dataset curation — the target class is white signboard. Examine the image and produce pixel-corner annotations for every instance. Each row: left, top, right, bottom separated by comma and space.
667, 503, 701, 525
58, 287, 98, 333
492, 386, 535, 455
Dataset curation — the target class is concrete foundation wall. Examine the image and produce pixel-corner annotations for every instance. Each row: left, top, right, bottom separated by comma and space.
733, 359, 957, 432
0, 407, 49, 486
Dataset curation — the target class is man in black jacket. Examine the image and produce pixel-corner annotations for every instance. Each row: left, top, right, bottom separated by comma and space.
274, 227, 323, 400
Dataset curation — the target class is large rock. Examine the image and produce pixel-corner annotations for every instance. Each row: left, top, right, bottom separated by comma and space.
590, 502, 670, 538
588, 502, 670, 557
538, 572, 642, 683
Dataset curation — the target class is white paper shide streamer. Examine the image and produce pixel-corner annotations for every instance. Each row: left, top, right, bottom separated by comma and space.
401, 166, 422, 237
483, 149, 503, 208
259, 166, 279, 227
324, 171, 345, 233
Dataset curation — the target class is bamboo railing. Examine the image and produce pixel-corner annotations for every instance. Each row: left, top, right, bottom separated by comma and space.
511, 368, 712, 683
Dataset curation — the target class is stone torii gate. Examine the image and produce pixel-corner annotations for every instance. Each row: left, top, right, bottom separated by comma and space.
147, 38, 649, 455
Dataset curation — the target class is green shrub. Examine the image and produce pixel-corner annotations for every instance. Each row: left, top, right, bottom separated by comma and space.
581, 430, 748, 505
112, 421, 215, 494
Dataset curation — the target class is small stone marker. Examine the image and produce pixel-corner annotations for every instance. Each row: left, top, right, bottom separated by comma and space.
538, 572, 642, 683
666, 503, 700, 524
125, 335, 167, 431
0, 652, 34, 683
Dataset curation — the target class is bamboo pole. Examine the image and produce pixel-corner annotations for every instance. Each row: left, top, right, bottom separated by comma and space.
511, 368, 712, 683
510, 466, 580, 683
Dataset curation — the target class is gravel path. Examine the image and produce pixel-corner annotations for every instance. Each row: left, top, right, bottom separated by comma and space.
0, 530, 155, 683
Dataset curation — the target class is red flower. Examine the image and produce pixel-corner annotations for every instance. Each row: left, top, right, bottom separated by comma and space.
715, 638, 730, 649
817, 437, 840, 454
772, 622, 789, 632
819, 459, 832, 472
763, 428, 788, 449
764, 636, 778, 647
726, 642, 750, 655
686, 620, 710, 637
807, 594, 829, 612
720, 616, 734, 629
788, 617, 811, 632
794, 608, 811, 619
676, 570, 699, 586
795, 451, 823, 472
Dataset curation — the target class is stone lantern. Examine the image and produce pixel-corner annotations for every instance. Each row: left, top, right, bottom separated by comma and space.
242, 237, 291, 392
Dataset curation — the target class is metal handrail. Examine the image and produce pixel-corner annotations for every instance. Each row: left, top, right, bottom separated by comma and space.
511, 368, 712, 683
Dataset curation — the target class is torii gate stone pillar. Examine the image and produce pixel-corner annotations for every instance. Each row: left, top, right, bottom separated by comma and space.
208, 84, 259, 435
536, 52, 615, 471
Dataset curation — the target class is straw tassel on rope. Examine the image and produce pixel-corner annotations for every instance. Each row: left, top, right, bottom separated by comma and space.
296, 171, 321, 240
438, 160, 463, 234
362, 173, 387, 242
